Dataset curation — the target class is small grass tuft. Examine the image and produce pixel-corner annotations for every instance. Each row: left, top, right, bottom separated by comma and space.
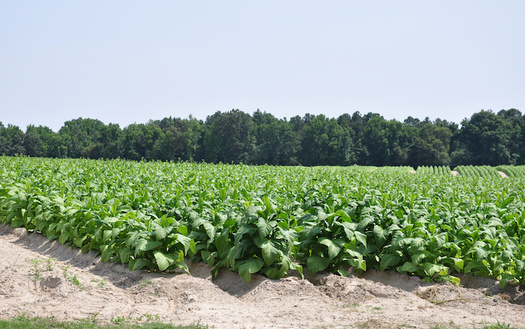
0, 315, 210, 329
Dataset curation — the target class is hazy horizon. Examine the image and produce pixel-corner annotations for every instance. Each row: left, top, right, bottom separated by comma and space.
2, 1, 524, 132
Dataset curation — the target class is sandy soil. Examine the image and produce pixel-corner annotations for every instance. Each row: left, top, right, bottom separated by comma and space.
498, 171, 509, 178
1, 224, 524, 329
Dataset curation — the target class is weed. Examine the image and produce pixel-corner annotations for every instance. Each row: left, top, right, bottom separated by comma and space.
138, 278, 154, 290
482, 322, 517, 329
344, 302, 360, 308
62, 265, 85, 289
91, 278, 107, 287
28, 258, 58, 282
138, 313, 161, 323
110, 315, 129, 325
45, 258, 56, 271
28, 259, 43, 281
0, 315, 210, 328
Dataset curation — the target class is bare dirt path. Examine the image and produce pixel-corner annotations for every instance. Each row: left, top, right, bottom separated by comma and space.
1, 224, 524, 329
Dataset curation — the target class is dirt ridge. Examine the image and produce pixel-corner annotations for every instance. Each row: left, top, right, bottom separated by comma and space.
1, 224, 524, 329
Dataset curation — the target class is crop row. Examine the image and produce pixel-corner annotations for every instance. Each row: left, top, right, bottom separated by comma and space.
1, 156, 524, 285
454, 165, 501, 178
416, 166, 451, 175
497, 165, 525, 178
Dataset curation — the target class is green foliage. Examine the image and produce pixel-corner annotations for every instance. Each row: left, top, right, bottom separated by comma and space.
455, 165, 501, 177
417, 166, 451, 175
1, 157, 525, 286
3, 108, 525, 167
497, 165, 525, 178
0, 315, 209, 329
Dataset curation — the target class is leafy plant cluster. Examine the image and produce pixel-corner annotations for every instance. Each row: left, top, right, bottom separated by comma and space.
3, 108, 525, 168
497, 165, 525, 178
330, 166, 414, 174
455, 165, 501, 178
417, 166, 451, 176
1, 156, 524, 286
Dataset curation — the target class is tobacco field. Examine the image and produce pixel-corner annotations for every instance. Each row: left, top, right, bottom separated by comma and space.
1, 156, 524, 286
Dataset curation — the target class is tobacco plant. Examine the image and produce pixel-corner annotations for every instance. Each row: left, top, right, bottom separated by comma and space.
1, 156, 524, 286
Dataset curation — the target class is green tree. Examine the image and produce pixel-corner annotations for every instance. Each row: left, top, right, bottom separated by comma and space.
23, 132, 44, 157
0, 122, 7, 155
299, 114, 354, 166
0, 123, 25, 155
150, 116, 203, 162
337, 112, 367, 165
122, 123, 162, 161
362, 115, 392, 166
497, 109, 523, 164
98, 123, 123, 159
408, 122, 452, 167
25, 125, 63, 158
457, 110, 516, 165
203, 110, 255, 164
59, 118, 107, 158
253, 110, 299, 165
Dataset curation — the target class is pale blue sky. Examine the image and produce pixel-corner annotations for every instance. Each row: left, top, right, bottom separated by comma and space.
1, 1, 524, 131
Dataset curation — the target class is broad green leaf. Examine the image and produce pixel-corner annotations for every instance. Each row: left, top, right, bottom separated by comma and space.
225, 246, 238, 269
307, 255, 331, 273
289, 263, 304, 279
373, 225, 388, 248
354, 231, 367, 248
257, 217, 272, 239
153, 251, 178, 271
472, 246, 489, 261
134, 239, 162, 256
320, 237, 343, 260
119, 247, 133, 264
409, 238, 425, 252
341, 221, 357, 240
411, 251, 425, 265
238, 258, 264, 282
73, 235, 88, 247
261, 239, 279, 266
58, 231, 70, 244
500, 273, 515, 288
422, 262, 445, 277
380, 253, 401, 271
357, 216, 374, 231
177, 225, 188, 236
154, 225, 171, 240
174, 233, 192, 254
129, 258, 149, 271
203, 222, 216, 239
399, 262, 419, 273
101, 246, 114, 263
265, 267, 285, 280
159, 215, 176, 227
337, 268, 350, 277
189, 239, 197, 254
443, 257, 465, 271
215, 230, 232, 256
201, 250, 217, 266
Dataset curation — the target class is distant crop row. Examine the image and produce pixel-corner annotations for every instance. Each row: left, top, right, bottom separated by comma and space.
414, 165, 525, 178
1, 156, 524, 286
416, 166, 451, 176
454, 165, 501, 178
497, 165, 525, 178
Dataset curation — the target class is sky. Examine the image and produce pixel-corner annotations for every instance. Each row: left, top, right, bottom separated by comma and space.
1, 1, 524, 132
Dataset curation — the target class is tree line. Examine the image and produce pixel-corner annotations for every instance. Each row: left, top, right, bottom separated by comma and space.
1, 108, 524, 167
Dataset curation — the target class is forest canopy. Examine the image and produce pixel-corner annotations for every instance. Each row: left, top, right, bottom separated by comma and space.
1, 109, 524, 167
